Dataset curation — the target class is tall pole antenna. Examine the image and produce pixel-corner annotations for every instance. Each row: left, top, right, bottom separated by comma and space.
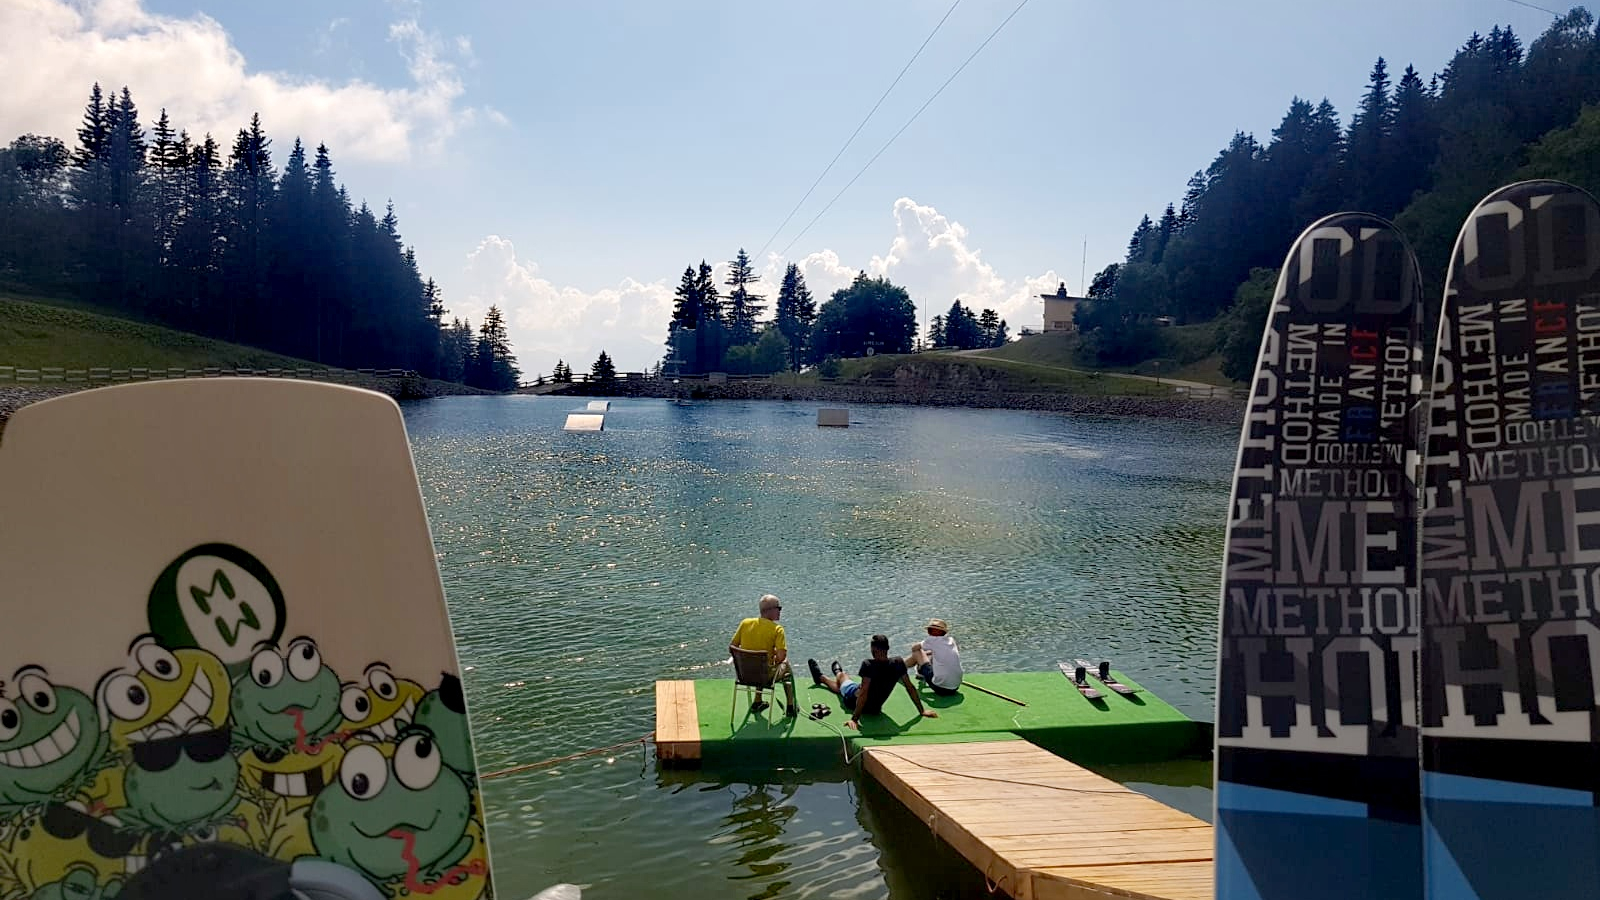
1080, 239, 1087, 295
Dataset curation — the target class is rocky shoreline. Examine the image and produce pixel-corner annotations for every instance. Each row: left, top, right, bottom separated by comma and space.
542, 380, 1246, 425
0, 376, 1247, 442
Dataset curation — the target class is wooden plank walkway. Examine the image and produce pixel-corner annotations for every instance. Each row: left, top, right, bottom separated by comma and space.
654, 679, 700, 762
863, 740, 1213, 900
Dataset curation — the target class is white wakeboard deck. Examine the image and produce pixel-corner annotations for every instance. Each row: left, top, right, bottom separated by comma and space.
0, 379, 495, 900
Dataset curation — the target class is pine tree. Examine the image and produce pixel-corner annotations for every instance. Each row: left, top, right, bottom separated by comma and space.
1344, 58, 1393, 211
978, 308, 1000, 346
590, 350, 617, 389
1382, 64, 1437, 217
1126, 215, 1154, 262
774, 263, 815, 370
466, 305, 519, 391
992, 319, 1009, 346
221, 114, 273, 340
724, 248, 765, 347
928, 314, 945, 348
1177, 172, 1206, 232
149, 109, 180, 261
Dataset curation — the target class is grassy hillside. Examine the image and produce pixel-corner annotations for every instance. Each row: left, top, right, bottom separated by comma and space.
833, 350, 1170, 396
972, 328, 1238, 387
1, 294, 340, 370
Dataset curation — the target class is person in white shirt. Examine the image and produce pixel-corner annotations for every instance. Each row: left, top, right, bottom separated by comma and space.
905, 618, 962, 696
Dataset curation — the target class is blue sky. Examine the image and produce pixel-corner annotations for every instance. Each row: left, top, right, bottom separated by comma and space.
1, 0, 1569, 376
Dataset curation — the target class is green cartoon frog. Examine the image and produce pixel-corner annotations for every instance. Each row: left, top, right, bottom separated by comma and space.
117, 725, 239, 835
229, 638, 342, 754
309, 729, 474, 888
0, 668, 110, 819
26, 864, 122, 900
411, 674, 476, 778
100, 639, 232, 755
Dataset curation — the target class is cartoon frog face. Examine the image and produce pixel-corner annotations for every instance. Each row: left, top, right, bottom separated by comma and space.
120, 726, 238, 830
309, 730, 472, 883
339, 665, 424, 742
6, 802, 142, 890
100, 640, 231, 752
0, 669, 107, 813
238, 742, 345, 807
229, 638, 342, 751
411, 674, 475, 777
26, 863, 123, 900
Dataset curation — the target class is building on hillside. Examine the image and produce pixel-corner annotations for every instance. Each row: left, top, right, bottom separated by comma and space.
1041, 282, 1086, 332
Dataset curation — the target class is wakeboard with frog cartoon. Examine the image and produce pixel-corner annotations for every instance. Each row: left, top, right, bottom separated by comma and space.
0, 379, 497, 900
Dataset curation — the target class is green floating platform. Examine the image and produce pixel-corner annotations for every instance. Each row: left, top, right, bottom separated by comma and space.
659, 669, 1208, 771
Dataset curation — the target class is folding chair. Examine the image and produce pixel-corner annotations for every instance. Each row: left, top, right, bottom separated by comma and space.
730, 646, 784, 724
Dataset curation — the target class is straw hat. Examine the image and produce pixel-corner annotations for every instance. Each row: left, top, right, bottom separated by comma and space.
926, 618, 949, 633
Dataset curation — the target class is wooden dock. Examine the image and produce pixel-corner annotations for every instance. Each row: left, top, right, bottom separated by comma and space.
864, 740, 1213, 900
654, 678, 700, 763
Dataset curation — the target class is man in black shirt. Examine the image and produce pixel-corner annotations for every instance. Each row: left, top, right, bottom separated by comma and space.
807, 634, 939, 729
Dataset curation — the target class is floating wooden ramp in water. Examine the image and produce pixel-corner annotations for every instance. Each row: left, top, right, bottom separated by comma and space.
865, 741, 1213, 900
563, 412, 605, 431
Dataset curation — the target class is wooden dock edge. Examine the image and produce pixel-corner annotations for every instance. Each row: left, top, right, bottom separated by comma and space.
863, 742, 1213, 900
654, 680, 701, 764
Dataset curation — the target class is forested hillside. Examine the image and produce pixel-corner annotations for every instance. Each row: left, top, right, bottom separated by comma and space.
1076, 8, 1600, 381
0, 84, 521, 390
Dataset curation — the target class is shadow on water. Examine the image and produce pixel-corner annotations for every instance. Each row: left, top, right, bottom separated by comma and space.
654, 766, 1002, 899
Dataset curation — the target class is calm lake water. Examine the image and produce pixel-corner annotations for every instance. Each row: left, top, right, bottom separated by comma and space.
402, 395, 1238, 899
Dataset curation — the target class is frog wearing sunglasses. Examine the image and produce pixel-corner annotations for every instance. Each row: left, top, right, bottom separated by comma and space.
116, 724, 239, 837
0, 801, 140, 897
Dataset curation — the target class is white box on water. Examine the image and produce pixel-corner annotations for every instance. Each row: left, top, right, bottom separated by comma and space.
817, 408, 849, 427
586, 400, 610, 411
564, 413, 605, 432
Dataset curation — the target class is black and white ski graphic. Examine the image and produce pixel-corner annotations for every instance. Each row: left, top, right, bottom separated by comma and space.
1214, 212, 1425, 900
1419, 179, 1600, 900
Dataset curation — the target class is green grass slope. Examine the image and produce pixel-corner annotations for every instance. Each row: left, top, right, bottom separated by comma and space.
0, 294, 325, 370
834, 350, 1169, 396
973, 328, 1239, 387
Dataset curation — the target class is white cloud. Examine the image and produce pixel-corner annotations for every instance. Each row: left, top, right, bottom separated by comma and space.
0, 0, 485, 164
865, 198, 1060, 333
314, 17, 350, 56
456, 237, 677, 379
459, 198, 1057, 379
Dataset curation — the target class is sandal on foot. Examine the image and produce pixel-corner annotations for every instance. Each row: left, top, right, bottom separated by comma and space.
807, 658, 825, 686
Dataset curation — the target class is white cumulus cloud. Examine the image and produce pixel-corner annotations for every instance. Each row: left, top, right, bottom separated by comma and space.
460, 198, 1059, 380
455, 237, 677, 380
0, 0, 485, 164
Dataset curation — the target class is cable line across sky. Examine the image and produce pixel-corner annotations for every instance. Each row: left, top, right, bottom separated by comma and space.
754, 0, 963, 263
777, 0, 1034, 260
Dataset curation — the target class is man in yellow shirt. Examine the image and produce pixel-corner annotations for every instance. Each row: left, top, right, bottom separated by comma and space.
730, 593, 797, 716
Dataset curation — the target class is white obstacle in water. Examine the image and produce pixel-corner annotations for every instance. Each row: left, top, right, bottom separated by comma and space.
564, 413, 605, 432
817, 408, 849, 427
586, 400, 610, 412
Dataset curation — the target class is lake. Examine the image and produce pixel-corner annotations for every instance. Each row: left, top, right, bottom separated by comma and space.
403, 395, 1237, 899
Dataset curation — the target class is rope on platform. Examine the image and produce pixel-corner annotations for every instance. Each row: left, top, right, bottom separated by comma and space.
479, 734, 652, 780
869, 750, 1142, 796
